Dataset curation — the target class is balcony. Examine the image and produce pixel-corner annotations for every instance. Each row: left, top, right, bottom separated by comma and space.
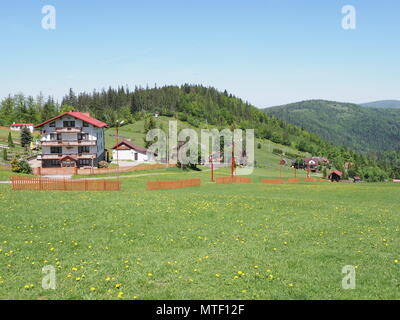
40, 139, 96, 147
38, 153, 97, 160
55, 127, 82, 133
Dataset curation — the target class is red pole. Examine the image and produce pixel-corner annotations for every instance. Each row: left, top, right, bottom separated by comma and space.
231, 141, 235, 177
116, 125, 119, 170
210, 155, 214, 182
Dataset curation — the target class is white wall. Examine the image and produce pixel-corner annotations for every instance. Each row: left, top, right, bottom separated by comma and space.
112, 149, 154, 162
40, 114, 104, 156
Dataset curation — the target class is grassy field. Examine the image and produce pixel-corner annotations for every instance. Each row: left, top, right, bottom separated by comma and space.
0, 167, 399, 300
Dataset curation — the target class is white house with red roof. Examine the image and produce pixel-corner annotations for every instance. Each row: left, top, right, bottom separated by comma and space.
112, 140, 155, 163
10, 123, 34, 133
34, 112, 108, 168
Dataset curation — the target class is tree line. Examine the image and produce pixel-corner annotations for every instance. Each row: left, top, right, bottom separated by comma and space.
0, 84, 396, 181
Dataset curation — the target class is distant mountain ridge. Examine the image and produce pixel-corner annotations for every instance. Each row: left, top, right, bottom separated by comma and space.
360, 100, 400, 109
264, 99, 400, 153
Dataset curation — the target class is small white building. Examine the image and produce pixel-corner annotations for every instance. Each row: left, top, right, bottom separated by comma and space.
113, 140, 155, 163
10, 123, 34, 133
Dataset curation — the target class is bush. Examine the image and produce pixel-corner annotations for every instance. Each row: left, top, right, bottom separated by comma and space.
98, 161, 109, 168
273, 148, 283, 155
11, 159, 32, 174
257, 143, 261, 149
2, 148, 7, 161
18, 161, 32, 174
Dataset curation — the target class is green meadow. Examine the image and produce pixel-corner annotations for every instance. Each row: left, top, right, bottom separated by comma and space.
0, 167, 399, 300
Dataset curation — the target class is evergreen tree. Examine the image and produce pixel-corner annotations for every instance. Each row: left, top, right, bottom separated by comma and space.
143, 116, 157, 148
7, 132, 14, 148
20, 127, 33, 151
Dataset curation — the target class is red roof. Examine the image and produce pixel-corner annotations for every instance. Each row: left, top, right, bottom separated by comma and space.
10, 123, 34, 126
113, 140, 153, 154
34, 112, 108, 128
331, 170, 343, 177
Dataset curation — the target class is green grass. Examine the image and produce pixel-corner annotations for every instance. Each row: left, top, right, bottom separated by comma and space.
0, 127, 20, 144
105, 116, 195, 149
0, 167, 399, 300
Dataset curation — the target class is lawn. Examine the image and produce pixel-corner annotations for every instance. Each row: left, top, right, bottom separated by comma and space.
0, 167, 399, 300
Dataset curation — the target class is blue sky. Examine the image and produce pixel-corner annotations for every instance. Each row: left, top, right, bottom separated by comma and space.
0, 0, 399, 107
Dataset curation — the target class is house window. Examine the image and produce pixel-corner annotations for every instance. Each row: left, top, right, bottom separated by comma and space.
50, 147, 62, 154
78, 146, 90, 153
134, 153, 138, 161
78, 133, 89, 140
49, 122, 55, 127
50, 160, 60, 166
83, 121, 89, 127
50, 133, 61, 141
63, 121, 75, 128
79, 159, 91, 166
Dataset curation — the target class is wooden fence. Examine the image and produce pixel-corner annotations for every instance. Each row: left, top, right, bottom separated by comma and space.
11, 176, 120, 191
33, 163, 175, 176
216, 176, 252, 184
261, 179, 284, 184
147, 178, 201, 190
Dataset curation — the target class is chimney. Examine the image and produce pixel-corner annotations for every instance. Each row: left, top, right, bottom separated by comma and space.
82, 113, 90, 117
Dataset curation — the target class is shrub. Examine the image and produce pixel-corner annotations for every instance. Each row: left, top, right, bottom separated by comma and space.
11, 158, 20, 172
273, 148, 283, 155
98, 161, 109, 168
257, 143, 261, 149
11, 158, 32, 174
2, 148, 7, 161
18, 161, 32, 174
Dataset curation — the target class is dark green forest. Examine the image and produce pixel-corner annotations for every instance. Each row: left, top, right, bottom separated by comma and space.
264, 99, 400, 153
0, 85, 398, 180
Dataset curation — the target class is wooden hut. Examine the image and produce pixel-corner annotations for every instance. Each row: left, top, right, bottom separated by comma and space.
328, 170, 342, 182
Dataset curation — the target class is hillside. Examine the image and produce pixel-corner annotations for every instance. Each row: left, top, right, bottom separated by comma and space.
361, 100, 400, 109
104, 115, 310, 171
1, 85, 396, 180
264, 100, 400, 153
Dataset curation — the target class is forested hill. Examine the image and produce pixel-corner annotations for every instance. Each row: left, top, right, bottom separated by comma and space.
0, 85, 396, 179
264, 100, 400, 153
60, 85, 359, 165
361, 100, 400, 109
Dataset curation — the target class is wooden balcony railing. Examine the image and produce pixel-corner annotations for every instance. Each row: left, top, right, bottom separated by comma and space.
40, 140, 96, 146
55, 127, 82, 133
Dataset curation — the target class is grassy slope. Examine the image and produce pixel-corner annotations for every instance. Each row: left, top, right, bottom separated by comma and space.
0, 169, 399, 299
0, 128, 20, 144
105, 115, 309, 168
0, 117, 309, 180
264, 100, 400, 153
